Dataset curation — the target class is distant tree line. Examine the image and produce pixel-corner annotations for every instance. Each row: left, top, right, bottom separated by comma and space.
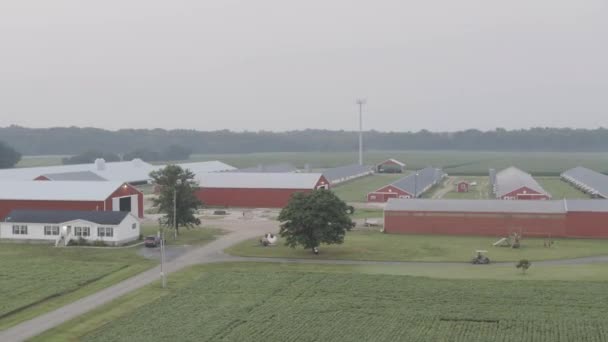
3, 126, 608, 156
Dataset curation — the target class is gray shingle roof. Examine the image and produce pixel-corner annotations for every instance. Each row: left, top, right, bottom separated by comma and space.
561, 167, 608, 198
385, 198, 608, 214
389, 167, 446, 197
494, 167, 550, 198
322, 164, 373, 184
4, 209, 130, 225
41, 171, 107, 181
235, 163, 298, 173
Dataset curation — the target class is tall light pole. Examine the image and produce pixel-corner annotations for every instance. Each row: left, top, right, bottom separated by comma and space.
356, 99, 366, 165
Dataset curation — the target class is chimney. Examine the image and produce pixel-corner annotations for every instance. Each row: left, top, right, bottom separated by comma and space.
94, 158, 106, 171
132, 158, 143, 167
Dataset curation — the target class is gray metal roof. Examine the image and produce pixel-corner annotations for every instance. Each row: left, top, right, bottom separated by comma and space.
385, 198, 608, 214
322, 164, 373, 184
561, 167, 608, 198
4, 209, 130, 225
389, 167, 446, 197
0, 181, 131, 201
494, 167, 550, 198
196, 172, 325, 189
41, 171, 107, 181
235, 163, 298, 173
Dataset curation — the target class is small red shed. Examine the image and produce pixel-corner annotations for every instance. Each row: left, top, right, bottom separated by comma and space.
456, 181, 470, 193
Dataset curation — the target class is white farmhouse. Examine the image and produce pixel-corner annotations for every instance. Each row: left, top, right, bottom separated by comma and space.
1, 210, 140, 246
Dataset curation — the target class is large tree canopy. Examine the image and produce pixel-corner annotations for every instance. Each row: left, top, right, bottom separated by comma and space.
150, 165, 202, 236
0, 140, 21, 169
278, 190, 354, 253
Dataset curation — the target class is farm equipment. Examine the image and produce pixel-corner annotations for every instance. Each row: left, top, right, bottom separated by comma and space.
364, 219, 379, 227
471, 250, 490, 265
492, 233, 521, 249
259, 233, 278, 247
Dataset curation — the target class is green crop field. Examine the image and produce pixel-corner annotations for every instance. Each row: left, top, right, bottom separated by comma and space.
38, 263, 608, 342
0, 226, 222, 330
332, 174, 404, 202
0, 243, 153, 330
189, 150, 608, 175
227, 231, 608, 263
15, 155, 66, 168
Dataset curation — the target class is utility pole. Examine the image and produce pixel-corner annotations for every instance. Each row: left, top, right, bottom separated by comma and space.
356, 99, 366, 165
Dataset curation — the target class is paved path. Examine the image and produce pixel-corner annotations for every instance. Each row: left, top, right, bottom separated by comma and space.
0, 219, 275, 342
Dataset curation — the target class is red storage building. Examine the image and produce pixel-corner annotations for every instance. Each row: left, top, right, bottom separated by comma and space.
195, 173, 330, 208
384, 199, 608, 238
0, 181, 143, 220
456, 181, 470, 193
493, 167, 550, 200
368, 167, 446, 202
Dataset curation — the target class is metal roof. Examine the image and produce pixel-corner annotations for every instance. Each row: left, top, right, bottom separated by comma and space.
0, 181, 128, 201
561, 167, 608, 198
385, 198, 608, 214
0, 159, 156, 183
235, 162, 298, 173
494, 167, 549, 198
377, 158, 406, 167
176, 161, 237, 175
196, 172, 325, 189
389, 167, 446, 197
385, 198, 565, 213
322, 164, 373, 184
4, 209, 130, 225
40, 171, 107, 181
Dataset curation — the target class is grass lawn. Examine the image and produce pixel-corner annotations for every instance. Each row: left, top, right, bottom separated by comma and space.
349, 208, 383, 220
140, 225, 225, 246
34, 262, 608, 342
332, 174, 404, 202
536, 177, 590, 199
226, 230, 608, 262
0, 225, 223, 331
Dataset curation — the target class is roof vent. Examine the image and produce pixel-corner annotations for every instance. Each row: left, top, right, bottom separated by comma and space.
132, 158, 143, 167
94, 158, 106, 171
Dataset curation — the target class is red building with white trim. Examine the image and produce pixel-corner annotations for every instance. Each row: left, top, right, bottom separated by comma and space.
493, 167, 550, 200
384, 199, 608, 238
195, 173, 330, 208
456, 181, 470, 193
0, 181, 143, 220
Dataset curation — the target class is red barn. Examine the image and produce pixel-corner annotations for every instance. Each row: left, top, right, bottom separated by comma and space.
384, 199, 608, 238
0, 181, 143, 220
368, 167, 446, 202
456, 181, 470, 193
195, 173, 329, 208
375, 159, 406, 173
494, 167, 550, 200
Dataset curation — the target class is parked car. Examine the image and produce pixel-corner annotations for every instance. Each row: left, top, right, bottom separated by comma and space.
144, 236, 161, 248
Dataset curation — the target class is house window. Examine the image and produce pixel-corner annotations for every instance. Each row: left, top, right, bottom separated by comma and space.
12, 225, 27, 235
132, 223, 137, 230
98, 227, 114, 237
75, 226, 90, 237
44, 226, 60, 236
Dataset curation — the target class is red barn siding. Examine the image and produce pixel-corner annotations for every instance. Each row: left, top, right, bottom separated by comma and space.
457, 182, 469, 193
0, 200, 105, 220
196, 188, 314, 208
500, 187, 550, 200
105, 184, 144, 218
384, 210, 608, 238
34, 176, 50, 181
367, 185, 411, 202
565, 212, 608, 238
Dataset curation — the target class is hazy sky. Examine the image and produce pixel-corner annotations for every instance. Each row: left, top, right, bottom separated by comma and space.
1, 0, 607, 132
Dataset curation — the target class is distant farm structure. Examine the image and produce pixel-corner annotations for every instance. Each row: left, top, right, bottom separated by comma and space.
561, 166, 608, 198
492, 167, 551, 200
367, 167, 446, 202
375, 159, 406, 174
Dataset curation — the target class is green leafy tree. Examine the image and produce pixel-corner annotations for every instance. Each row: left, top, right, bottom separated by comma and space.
150, 165, 202, 237
278, 190, 354, 254
516, 259, 531, 274
0, 141, 21, 168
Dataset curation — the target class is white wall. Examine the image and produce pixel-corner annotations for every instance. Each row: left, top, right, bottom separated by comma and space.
0, 215, 140, 245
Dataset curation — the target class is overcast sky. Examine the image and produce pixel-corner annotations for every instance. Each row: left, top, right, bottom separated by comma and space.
1, 0, 607, 132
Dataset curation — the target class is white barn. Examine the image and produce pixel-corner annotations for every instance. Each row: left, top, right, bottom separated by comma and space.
1, 210, 140, 246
